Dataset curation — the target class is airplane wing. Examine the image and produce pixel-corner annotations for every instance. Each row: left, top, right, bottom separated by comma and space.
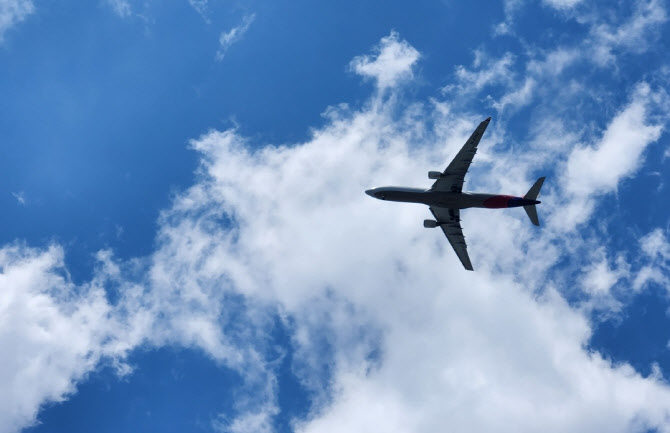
429, 207, 473, 271
431, 117, 491, 193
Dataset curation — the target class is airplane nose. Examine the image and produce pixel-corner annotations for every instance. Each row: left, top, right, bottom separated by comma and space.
365, 189, 375, 197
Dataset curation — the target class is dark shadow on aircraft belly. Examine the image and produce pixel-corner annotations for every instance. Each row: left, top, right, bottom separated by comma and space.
423, 191, 473, 208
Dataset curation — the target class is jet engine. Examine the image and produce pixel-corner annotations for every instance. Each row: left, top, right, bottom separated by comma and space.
423, 219, 439, 228
428, 171, 444, 179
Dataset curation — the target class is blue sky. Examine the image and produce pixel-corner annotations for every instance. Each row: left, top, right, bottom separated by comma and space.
1, 0, 670, 432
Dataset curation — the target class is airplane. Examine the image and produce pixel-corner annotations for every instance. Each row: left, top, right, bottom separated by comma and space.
365, 117, 545, 271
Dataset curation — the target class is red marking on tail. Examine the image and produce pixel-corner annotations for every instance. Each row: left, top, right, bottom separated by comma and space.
483, 195, 516, 208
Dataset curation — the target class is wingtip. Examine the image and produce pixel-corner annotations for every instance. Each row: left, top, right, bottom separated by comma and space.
485, 116, 491, 122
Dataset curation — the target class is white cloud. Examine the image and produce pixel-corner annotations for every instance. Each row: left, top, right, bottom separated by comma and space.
633, 228, 670, 291
555, 82, 668, 231
641, 228, 670, 261
543, 0, 583, 9
151, 30, 670, 431
565, 83, 664, 198
489, 0, 668, 108
578, 248, 630, 313
448, 52, 515, 95
349, 31, 420, 90
214, 401, 278, 433
494, 0, 525, 36
0, 237, 273, 432
188, 0, 208, 16
633, 264, 668, 291
169, 89, 670, 432
449, 47, 581, 115
588, 0, 667, 66
105, 0, 132, 18
491, 77, 536, 112
527, 48, 580, 77
470, 0, 666, 115
451, 47, 577, 111
583, 256, 625, 296
497, 0, 665, 47
4, 28, 670, 433
496, 0, 586, 36
153, 32, 670, 429
0, 245, 133, 433
294, 289, 670, 433
0, 0, 34, 41
216, 14, 256, 61
10, 192, 25, 205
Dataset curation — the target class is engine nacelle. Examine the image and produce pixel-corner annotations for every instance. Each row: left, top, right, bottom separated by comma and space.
423, 219, 439, 228
428, 171, 444, 179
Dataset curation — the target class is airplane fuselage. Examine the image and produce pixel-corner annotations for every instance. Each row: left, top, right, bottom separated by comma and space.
365, 187, 540, 209
365, 117, 545, 271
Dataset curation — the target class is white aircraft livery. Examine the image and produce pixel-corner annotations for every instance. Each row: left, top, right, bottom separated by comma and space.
365, 117, 545, 271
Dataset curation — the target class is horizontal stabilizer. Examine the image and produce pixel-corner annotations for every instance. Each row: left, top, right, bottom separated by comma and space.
524, 205, 540, 226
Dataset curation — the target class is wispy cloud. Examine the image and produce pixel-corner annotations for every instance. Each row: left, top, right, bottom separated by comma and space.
446, 52, 515, 95
454, 0, 668, 117
587, 0, 668, 65
11, 191, 25, 205
105, 0, 132, 18
633, 228, 670, 290
543, 0, 584, 9
188, 0, 207, 15
216, 14, 256, 61
0, 0, 34, 41
495, 0, 584, 35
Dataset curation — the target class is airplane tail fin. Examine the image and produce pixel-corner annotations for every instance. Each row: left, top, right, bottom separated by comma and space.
523, 177, 545, 226
524, 176, 545, 201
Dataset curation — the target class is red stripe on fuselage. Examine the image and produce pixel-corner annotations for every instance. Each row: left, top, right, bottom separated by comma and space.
483, 195, 516, 208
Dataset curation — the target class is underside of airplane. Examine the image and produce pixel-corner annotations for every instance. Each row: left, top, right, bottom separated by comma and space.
365, 117, 545, 271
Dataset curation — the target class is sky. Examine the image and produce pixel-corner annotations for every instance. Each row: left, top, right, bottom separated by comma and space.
1, 0, 670, 432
